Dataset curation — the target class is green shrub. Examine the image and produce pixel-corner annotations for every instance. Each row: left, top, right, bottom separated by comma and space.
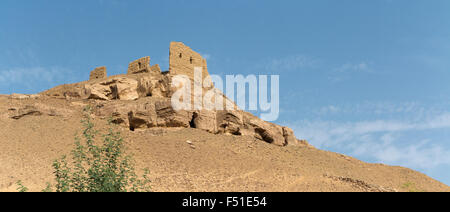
18, 106, 151, 192
16, 181, 28, 192
401, 182, 422, 192
52, 106, 151, 192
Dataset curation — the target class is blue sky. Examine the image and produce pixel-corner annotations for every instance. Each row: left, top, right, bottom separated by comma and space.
1, 0, 450, 185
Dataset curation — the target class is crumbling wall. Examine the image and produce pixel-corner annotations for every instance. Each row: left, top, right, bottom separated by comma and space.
127, 56, 151, 74
89, 66, 107, 80
150, 64, 161, 73
169, 42, 209, 81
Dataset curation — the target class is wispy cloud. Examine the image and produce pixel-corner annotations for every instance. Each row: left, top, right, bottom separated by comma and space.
264, 55, 319, 72
293, 111, 450, 145
334, 62, 372, 73
0, 66, 77, 93
257, 55, 374, 84
328, 61, 374, 82
359, 138, 450, 168
313, 101, 434, 117
288, 110, 450, 169
316, 105, 340, 115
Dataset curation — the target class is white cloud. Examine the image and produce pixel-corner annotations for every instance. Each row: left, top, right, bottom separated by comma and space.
288, 111, 450, 169
313, 101, 439, 118
334, 62, 371, 73
328, 61, 373, 82
265, 55, 318, 72
317, 105, 340, 115
0, 66, 76, 92
350, 137, 450, 169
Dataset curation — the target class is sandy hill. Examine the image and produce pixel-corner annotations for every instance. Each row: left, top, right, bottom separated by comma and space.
0, 42, 448, 192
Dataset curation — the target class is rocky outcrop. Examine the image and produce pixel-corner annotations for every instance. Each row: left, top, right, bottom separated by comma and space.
90, 97, 297, 146
9, 93, 41, 100
8, 103, 73, 119
243, 112, 288, 146
41, 73, 171, 101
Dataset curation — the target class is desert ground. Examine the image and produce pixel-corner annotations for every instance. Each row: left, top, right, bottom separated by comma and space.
1, 95, 448, 192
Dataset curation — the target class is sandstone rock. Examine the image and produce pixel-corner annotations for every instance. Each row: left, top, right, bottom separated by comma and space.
216, 110, 244, 135
63, 91, 83, 100
96, 99, 192, 129
137, 74, 170, 98
129, 102, 157, 130
297, 139, 314, 148
85, 82, 114, 100
243, 112, 287, 146
8, 105, 42, 119
282, 127, 298, 146
128, 110, 153, 130
114, 78, 139, 100
191, 110, 217, 133
83, 73, 171, 101
40, 84, 86, 99
155, 100, 192, 127
8, 103, 72, 119
84, 77, 139, 100
94, 101, 130, 126
9, 93, 40, 100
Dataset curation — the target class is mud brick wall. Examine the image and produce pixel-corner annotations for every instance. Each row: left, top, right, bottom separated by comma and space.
150, 64, 161, 73
89, 66, 107, 80
169, 42, 209, 81
127, 56, 151, 74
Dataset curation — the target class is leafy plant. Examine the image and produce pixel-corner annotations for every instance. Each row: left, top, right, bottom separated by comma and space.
17, 106, 151, 192
16, 181, 28, 192
41, 182, 52, 192
401, 182, 423, 192
52, 106, 151, 192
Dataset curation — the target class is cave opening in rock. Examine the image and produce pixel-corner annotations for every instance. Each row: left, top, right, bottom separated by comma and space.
189, 112, 198, 128
255, 128, 273, 143
129, 126, 135, 131
231, 130, 242, 136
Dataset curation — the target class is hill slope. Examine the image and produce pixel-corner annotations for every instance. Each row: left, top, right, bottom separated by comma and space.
1, 95, 448, 192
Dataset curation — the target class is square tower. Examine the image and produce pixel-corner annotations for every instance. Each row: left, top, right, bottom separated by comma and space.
169, 42, 209, 81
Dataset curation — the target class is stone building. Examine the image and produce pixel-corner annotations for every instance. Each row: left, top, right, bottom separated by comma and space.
89, 66, 107, 80
169, 42, 209, 81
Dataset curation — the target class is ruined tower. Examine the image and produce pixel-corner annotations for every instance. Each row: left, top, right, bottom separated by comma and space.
150, 64, 161, 73
89, 66, 107, 80
169, 42, 210, 81
127, 56, 151, 74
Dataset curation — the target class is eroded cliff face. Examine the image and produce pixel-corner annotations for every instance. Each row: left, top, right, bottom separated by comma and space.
32, 42, 301, 146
